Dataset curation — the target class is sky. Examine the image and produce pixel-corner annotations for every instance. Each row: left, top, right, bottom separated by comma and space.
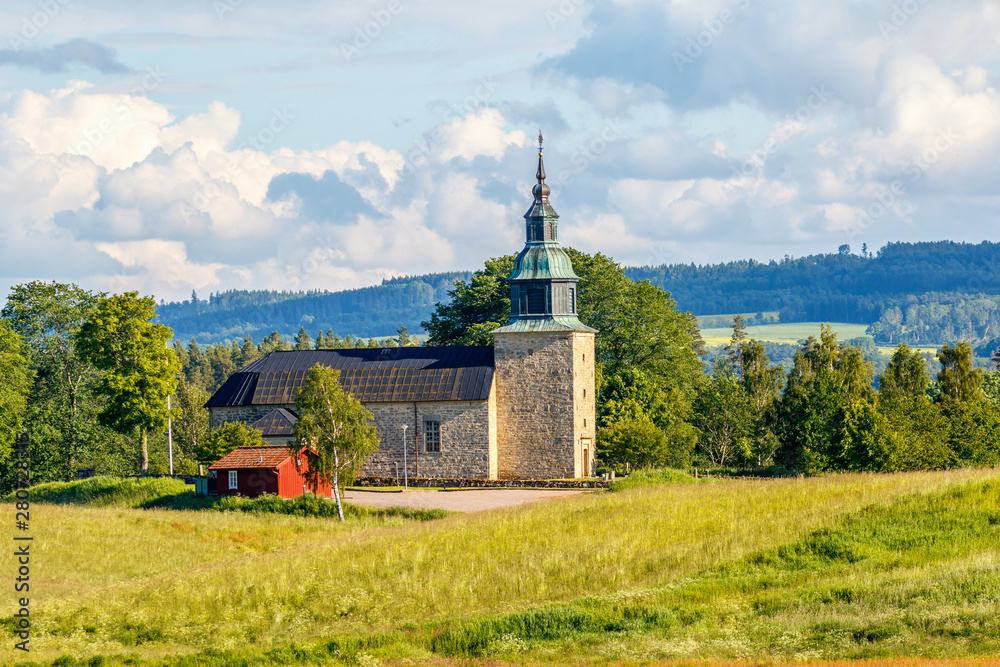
0, 0, 998, 303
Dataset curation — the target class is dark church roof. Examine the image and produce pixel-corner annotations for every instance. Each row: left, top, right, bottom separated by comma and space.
250, 408, 298, 436
205, 347, 494, 408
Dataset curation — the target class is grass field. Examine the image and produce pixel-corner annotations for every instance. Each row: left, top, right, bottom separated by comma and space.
4, 468, 1000, 665
700, 322, 872, 348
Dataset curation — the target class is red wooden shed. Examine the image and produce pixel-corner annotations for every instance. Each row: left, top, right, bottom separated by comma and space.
208, 446, 332, 499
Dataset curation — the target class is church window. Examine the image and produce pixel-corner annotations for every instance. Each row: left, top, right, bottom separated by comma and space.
527, 288, 546, 314
570, 287, 576, 313
424, 419, 441, 452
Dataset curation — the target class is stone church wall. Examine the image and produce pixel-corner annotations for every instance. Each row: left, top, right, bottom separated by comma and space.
493, 331, 596, 479
209, 398, 497, 480
362, 399, 495, 480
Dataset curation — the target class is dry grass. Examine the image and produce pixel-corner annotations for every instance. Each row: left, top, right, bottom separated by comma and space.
3, 468, 997, 665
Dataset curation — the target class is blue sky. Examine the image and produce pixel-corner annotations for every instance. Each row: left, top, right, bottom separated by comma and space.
0, 0, 998, 302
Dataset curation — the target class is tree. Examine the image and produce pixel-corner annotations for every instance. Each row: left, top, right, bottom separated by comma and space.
422, 256, 514, 346
397, 325, 413, 347
260, 331, 291, 354
775, 325, 875, 472
2, 281, 105, 480
76, 292, 180, 475
741, 340, 783, 466
599, 415, 671, 471
292, 366, 379, 521
693, 360, 752, 467
173, 378, 211, 472
880, 344, 931, 403
937, 342, 983, 403
725, 315, 748, 379
877, 344, 950, 471
0, 321, 33, 462
293, 327, 313, 351
196, 420, 262, 466
839, 399, 909, 472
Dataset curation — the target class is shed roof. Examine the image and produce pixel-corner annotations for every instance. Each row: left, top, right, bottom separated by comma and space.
250, 408, 298, 437
208, 446, 292, 470
205, 346, 494, 408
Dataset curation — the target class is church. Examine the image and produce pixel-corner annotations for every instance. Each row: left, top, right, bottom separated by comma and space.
205, 140, 597, 479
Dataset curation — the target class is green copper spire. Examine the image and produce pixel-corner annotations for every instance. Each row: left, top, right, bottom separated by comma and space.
493, 133, 596, 334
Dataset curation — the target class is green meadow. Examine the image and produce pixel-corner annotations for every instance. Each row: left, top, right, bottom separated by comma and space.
3, 469, 1000, 666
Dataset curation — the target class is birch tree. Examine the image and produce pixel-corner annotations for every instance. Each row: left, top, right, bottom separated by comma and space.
292, 365, 378, 521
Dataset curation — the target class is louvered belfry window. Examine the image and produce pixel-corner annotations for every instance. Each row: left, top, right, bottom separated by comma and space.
526, 287, 546, 314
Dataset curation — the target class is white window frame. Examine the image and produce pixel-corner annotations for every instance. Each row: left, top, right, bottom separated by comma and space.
228, 470, 238, 489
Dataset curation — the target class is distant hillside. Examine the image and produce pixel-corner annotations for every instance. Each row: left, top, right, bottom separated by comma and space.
157, 272, 470, 344
630, 241, 1000, 347
158, 241, 1000, 348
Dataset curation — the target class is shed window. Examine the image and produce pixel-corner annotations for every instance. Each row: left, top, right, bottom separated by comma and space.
424, 419, 441, 452
228, 470, 238, 489
526, 288, 546, 314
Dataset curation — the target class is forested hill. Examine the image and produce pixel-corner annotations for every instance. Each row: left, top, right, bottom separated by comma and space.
157, 272, 470, 344
627, 241, 1000, 324
158, 241, 1000, 347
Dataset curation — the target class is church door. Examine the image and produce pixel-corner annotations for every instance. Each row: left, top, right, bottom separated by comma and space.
583, 448, 589, 477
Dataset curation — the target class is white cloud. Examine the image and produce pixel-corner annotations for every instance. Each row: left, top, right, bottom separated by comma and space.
434, 108, 528, 162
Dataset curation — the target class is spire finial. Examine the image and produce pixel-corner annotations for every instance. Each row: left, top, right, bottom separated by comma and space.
535, 129, 547, 189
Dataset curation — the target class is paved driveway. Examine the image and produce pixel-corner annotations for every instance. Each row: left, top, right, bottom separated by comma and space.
344, 487, 592, 512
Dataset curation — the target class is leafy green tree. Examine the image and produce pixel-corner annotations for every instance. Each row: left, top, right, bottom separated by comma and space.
937, 342, 983, 403
693, 360, 753, 467
839, 399, 909, 472
741, 339, 783, 466
880, 343, 931, 403
599, 415, 671, 471
0, 321, 33, 461
775, 325, 875, 472
598, 366, 669, 428
941, 399, 1000, 467
292, 366, 378, 521
294, 327, 313, 351
877, 344, 951, 471
197, 420, 262, 466
173, 378, 211, 471
76, 292, 180, 476
2, 281, 106, 480
423, 256, 514, 346
983, 371, 1000, 405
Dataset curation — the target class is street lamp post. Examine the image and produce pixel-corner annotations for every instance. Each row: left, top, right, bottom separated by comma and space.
402, 424, 409, 490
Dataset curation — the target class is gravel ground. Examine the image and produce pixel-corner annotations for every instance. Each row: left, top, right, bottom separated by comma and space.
343, 487, 592, 512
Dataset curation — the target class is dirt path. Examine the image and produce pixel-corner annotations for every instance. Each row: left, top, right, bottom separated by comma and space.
343, 487, 592, 512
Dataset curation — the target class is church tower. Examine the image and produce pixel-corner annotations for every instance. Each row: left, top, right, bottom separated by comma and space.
492, 134, 597, 479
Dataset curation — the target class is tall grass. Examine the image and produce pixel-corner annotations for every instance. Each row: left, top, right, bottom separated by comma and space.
434, 475, 1000, 662
22, 476, 191, 507
18, 476, 449, 522
608, 468, 696, 492
5, 468, 997, 664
